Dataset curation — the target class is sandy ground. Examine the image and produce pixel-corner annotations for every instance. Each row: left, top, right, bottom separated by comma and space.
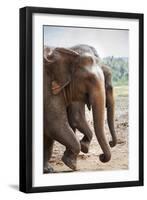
49, 94, 128, 172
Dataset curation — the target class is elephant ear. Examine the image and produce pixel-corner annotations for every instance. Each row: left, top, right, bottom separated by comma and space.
44, 47, 55, 64
43, 47, 61, 94
50, 48, 80, 95
54, 47, 79, 57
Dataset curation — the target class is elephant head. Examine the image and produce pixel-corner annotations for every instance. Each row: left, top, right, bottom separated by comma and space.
44, 46, 111, 163
44, 47, 80, 95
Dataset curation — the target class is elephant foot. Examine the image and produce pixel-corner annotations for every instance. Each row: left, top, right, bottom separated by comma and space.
62, 151, 77, 171
99, 153, 111, 163
80, 140, 90, 153
109, 138, 117, 148
44, 163, 54, 173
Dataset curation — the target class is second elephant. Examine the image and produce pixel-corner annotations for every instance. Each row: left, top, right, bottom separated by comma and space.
67, 45, 117, 153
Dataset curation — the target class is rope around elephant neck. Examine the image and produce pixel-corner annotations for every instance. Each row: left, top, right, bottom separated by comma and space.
63, 80, 74, 107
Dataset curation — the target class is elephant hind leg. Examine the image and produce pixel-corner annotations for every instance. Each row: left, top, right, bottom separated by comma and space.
43, 134, 54, 173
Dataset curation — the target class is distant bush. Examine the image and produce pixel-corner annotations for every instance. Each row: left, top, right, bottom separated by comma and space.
102, 56, 128, 86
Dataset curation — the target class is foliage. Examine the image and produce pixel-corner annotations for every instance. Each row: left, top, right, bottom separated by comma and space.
102, 56, 128, 86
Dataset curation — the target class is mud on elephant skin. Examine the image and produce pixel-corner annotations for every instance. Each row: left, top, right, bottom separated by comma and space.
44, 46, 111, 173
67, 45, 117, 153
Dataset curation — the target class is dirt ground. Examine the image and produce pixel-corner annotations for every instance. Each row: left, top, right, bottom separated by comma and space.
49, 87, 129, 172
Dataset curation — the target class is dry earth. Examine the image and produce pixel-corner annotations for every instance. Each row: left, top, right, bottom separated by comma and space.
49, 89, 128, 172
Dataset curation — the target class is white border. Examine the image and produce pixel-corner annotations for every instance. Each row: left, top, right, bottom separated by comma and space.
32, 13, 139, 187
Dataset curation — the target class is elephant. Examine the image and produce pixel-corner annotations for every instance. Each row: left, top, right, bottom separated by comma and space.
43, 45, 111, 173
67, 45, 117, 154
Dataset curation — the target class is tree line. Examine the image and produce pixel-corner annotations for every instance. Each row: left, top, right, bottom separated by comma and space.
102, 56, 128, 86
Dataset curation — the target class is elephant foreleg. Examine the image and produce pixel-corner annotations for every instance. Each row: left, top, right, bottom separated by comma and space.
67, 102, 93, 153
52, 123, 81, 171
74, 119, 93, 154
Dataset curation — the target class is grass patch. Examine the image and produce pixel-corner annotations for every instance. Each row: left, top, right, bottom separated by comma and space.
114, 85, 128, 97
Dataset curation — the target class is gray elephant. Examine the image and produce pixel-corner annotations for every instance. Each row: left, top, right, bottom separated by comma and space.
67, 45, 117, 154
44, 46, 111, 173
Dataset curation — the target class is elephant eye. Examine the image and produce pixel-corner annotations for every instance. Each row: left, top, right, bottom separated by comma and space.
87, 57, 93, 64
80, 56, 93, 67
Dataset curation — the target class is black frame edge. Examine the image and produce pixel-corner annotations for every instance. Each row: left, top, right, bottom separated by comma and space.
139, 14, 144, 186
19, 6, 144, 193
19, 7, 27, 192
19, 7, 33, 193
21, 6, 143, 19
25, 180, 142, 193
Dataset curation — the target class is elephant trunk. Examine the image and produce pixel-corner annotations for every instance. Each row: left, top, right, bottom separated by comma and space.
90, 83, 111, 163
106, 89, 117, 147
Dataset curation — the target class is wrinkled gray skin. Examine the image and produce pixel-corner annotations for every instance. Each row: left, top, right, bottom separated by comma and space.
44, 45, 111, 173
67, 45, 117, 153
